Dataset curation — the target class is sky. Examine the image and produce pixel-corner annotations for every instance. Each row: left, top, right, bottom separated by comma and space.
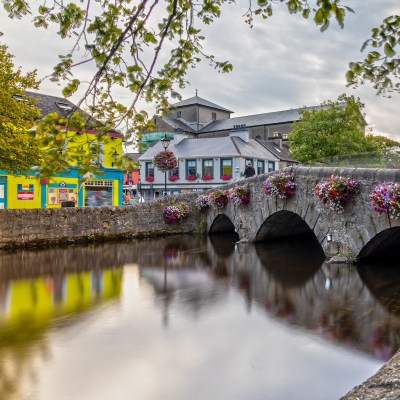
0, 1, 399, 140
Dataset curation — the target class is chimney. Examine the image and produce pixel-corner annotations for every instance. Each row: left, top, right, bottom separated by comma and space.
229, 124, 249, 142
268, 131, 283, 148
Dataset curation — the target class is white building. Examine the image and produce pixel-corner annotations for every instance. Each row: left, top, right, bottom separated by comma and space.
138, 128, 297, 200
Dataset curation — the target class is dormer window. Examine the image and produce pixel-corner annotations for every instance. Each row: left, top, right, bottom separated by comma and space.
55, 101, 73, 111
177, 111, 181, 118
212, 112, 216, 120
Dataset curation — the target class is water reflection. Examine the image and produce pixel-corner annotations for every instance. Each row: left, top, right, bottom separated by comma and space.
0, 236, 399, 399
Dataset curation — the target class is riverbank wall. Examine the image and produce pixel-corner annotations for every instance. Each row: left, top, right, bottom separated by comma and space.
0, 192, 204, 249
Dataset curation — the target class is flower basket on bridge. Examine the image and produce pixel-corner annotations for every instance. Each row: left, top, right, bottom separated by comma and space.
370, 182, 400, 219
263, 173, 296, 199
195, 193, 210, 211
314, 175, 359, 213
163, 201, 190, 224
153, 150, 178, 172
228, 184, 250, 206
208, 189, 229, 208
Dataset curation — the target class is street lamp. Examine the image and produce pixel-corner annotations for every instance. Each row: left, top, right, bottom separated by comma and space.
160, 133, 171, 196
111, 150, 119, 167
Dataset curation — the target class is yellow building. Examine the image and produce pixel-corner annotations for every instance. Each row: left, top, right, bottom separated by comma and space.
0, 93, 124, 209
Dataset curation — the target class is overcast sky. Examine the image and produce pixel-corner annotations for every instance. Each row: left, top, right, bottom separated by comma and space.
0, 1, 399, 139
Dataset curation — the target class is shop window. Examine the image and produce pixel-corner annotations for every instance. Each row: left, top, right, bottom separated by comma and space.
90, 143, 104, 167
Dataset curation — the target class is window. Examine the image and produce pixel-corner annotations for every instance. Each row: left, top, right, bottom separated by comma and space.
212, 112, 216, 120
146, 162, 154, 177
221, 158, 232, 177
55, 101, 73, 111
177, 111, 182, 118
268, 161, 275, 172
203, 159, 213, 177
186, 160, 197, 176
257, 160, 264, 175
90, 143, 104, 167
168, 164, 179, 177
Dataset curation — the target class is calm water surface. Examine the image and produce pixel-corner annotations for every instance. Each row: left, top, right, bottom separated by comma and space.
0, 235, 399, 400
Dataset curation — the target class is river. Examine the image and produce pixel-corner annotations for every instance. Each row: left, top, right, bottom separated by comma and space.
0, 234, 399, 400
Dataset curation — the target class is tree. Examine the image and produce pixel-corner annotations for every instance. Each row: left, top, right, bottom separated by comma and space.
288, 94, 377, 164
0, 44, 43, 174
3, 0, 395, 135
346, 15, 400, 95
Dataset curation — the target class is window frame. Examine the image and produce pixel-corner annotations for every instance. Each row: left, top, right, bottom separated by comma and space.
145, 162, 155, 177
202, 159, 214, 178
257, 160, 265, 175
220, 158, 233, 178
186, 159, 197, 177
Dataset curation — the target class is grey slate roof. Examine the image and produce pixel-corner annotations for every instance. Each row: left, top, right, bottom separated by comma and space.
172, 95, 233, 113
198, 106, 322, 133
139, 136, 283, 161
256, 139, 298, 163
26, 91, 83, 119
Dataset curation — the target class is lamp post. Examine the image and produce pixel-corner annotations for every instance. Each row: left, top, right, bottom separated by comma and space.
111, 150, 119, 167
160, 133, 171, 196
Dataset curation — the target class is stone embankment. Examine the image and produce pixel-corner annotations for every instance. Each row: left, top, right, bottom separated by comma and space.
0, 192, 205, 249
341, 351, 400, 399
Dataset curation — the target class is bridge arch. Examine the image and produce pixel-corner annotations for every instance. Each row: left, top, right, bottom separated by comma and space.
255, 210, 317, 242
358, 227, 400, 263
209, 214, 236, 234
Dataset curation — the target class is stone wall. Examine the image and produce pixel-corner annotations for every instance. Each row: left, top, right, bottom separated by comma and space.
0, 192, 206, 249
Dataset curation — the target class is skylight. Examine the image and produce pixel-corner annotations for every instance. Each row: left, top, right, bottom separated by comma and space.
56, 101, 73, 111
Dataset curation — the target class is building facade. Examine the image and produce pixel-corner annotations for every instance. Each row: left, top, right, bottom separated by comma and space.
0, 92, 124, 209
138, 128, 297, 200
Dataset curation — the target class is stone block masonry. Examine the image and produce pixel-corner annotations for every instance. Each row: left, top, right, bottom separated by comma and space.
0, 192, 206, 249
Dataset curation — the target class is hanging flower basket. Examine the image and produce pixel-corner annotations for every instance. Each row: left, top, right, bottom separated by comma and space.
185, 175, 196, 181
145, 176, 154, 182
263, 173, 296, 198
221, 174, 231, 181
169, 175, 179, 182
201, 175, 213, 181
208, 189, 229, 208
153, 150, 178, 172
314, 175, 359, 213
228, 184, 250, 206
370, 182, 400, 219
195, 193, 210, 211
163, 201, 190, 224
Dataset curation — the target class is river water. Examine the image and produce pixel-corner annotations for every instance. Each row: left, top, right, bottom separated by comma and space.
0, 234, 399, 400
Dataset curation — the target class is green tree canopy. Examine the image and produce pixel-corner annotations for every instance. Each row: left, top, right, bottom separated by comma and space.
1, 0, 397, 134
288, 94, 377, 164
0, 44, 43, 174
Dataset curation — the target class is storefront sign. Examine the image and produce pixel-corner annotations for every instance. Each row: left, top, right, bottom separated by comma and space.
17, 184, 34, 200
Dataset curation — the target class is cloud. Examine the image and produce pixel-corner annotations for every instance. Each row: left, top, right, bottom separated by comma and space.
0, 0, 398, 138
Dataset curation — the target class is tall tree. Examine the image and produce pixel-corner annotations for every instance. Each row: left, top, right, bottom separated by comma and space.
288, 94, 377, 164
0, 44, 43, 174
2, 0, 396, 134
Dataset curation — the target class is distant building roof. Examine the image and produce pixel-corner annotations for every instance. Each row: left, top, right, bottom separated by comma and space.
139, 136, 285, 162
199, 106, 322, 133
172, 95, 233, 113
256, 139, 297, 163
125, 153, 142, 163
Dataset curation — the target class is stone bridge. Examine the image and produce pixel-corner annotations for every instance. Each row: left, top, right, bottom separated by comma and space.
206, 166, 400, 262
1, 166, 400, 263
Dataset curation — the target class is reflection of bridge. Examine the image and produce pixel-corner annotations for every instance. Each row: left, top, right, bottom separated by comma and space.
206, 167, 400, 262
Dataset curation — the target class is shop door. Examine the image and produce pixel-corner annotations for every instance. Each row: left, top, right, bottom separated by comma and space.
0, 177, 6, 209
